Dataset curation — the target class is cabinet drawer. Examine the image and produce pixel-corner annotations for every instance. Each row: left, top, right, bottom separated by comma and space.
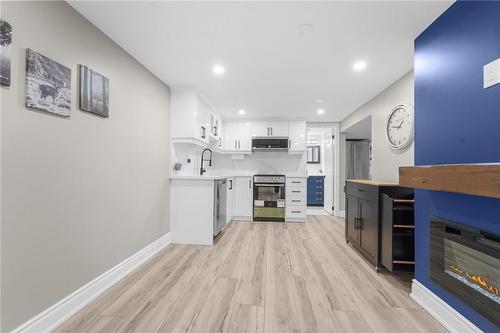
286, 178, 306, 187
286, 186, 306, 197
346, 182, 377, 202
287, 197, 305, 206
286, 206, 306, 219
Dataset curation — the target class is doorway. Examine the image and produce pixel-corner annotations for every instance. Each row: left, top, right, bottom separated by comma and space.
305, 124, 340, 217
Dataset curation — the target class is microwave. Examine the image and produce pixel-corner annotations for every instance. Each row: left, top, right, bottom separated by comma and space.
251, 137, 289, 152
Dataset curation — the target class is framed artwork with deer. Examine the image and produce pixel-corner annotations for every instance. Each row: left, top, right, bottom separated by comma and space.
25, 48, 71, 117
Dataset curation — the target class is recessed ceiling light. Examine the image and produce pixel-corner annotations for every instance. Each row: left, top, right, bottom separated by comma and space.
317, 109, 325, 115
238, 109, 246, 115
316, 99, 325, 104
353, 60, 367, 72
212, 65, 225, 75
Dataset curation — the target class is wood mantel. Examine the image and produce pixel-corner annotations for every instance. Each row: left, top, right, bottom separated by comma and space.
399, 163, 500, 199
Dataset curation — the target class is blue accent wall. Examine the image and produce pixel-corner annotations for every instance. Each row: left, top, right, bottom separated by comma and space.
415, 2, 500, 332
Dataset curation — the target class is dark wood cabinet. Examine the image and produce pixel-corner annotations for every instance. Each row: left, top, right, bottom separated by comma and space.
345, 180, 413, 270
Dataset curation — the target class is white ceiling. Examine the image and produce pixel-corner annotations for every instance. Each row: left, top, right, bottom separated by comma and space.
69, 1, 451, 122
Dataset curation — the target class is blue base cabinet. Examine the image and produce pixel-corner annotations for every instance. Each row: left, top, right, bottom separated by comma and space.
307, 176, 324, 206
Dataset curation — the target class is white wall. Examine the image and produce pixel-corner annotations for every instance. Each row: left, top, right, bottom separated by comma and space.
340, 71, 414, 182
0, 2, 171, 331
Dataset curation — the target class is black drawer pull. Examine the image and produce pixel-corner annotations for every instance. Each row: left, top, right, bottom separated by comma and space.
356, 189, 365, 192
292, 200, 301, 203
291, 181, 301, 184
292, 190, 301, 193
292, 210, 301, 214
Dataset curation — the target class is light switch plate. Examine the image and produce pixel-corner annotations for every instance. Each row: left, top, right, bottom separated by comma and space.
484, 58, 500, 89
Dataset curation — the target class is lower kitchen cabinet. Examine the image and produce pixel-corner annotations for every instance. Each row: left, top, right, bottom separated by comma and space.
345, 180, 413, 270
226, 177, 235, 223
286, 177, 307, 222
307, 176, 324, 206
233, 176, 253, 220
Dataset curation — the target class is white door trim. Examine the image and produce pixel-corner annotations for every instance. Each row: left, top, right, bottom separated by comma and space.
10, 233, 171, 333
410, 279, 483, 333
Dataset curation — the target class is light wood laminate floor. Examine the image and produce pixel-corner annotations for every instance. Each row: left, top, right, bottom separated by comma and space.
55, 216, 446, 333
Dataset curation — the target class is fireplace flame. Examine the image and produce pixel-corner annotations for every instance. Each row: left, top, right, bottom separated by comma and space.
450, 265, 500, 296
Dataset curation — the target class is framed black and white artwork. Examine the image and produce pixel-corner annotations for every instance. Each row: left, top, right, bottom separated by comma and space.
25, 48, 71, 117
0, 19, 12, 87
79, 65, 109, 118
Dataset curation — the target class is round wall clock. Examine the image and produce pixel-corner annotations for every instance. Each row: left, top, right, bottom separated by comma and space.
386, 104, 414, 150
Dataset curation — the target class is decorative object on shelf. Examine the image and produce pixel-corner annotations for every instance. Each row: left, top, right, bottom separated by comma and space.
386, 104, 414, 150
174, 161, 182, 171
25, 49, 71, 117
79, 65, 109, 117
307, 145, 320, 163
0, 19, 12, 87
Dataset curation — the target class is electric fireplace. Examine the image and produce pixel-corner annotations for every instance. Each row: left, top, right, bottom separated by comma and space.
430, 217, 500, 327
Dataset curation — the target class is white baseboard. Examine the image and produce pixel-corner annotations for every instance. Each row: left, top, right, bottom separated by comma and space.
334, 210, 345, 218
410, 279, 483, 333
10, 233, 171, 333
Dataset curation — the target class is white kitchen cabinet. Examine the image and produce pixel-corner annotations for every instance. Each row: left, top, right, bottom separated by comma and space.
233, 177, 253, 220
223, 122, 238, 150
250, 121, 289, 137
171, 90, 210, 145
226, 177, 235, 223
251, 121, 269, 137
223, 122, 252, 152
238, 122, 252, 151
285, 177, 307, 223
269, 121, 289, 137
288, 121, 307, 152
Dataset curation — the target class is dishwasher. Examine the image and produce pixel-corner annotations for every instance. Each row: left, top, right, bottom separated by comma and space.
213, 179, 227, 236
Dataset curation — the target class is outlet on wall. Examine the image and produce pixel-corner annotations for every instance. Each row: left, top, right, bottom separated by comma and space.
483, 58, 500, 88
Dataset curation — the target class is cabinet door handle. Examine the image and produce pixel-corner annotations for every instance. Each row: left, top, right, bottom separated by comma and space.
270, 127, 273, 136
292, 200, 300, 203
234, 140, 237, 149
249, 179, 252, 188
291, 181, 301, 184
229, 180, 233, 190
358, 217, 363, 230
292, 210, 301, 214
354, 217, 359, 230
289, 139, 291, 148
238, 140, 241, 149
201, 126, 206, 139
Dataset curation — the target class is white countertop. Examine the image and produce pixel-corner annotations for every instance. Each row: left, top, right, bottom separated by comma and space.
170, 173, 307, 180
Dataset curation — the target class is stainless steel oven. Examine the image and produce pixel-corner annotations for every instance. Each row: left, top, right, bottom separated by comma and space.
253, 175, 285, 222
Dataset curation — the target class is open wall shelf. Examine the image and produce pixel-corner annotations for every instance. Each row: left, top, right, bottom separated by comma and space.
399, 163, 500, 199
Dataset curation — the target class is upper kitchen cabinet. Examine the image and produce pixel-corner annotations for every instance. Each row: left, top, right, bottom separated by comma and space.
170, 89, 211, 146
251, 121, 289, 137
288, 121, 306, 152
223, 121, 252, 152
268, 121, 289, 137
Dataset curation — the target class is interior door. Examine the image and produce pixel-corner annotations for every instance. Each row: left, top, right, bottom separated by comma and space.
359, 199, 378, 260
269, 121, 289, 137
346, 196, 359, 244
323, 128, 334, 214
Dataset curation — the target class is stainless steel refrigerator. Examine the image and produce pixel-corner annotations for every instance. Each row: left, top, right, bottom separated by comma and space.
346, 140, 370, 180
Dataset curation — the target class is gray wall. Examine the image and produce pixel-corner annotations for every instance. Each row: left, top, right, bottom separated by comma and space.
341, 71, 414, 182
1, 2, 171, 331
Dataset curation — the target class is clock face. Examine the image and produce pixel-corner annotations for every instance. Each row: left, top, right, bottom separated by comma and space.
386, 104, 414, 150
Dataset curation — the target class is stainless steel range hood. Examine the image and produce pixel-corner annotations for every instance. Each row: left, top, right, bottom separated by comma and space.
251, 137, 289, 152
